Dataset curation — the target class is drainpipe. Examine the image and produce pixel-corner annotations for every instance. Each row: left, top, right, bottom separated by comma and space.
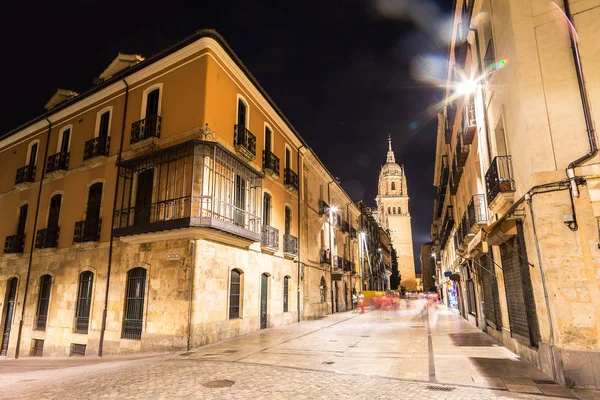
526, 194, 558, 381
564, 0, 597, 198
98, 78, 129, 356
297, 145, 305, 322
187, 240, 197, 351
14, 118, 52, 359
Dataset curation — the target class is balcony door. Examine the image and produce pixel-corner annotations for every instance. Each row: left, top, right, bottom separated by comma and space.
146, 89, 160, 118
234, 175, 246, 227
260, 273, 268, 329
285, 148, 291, 170
284, 206, 291, 235
48, 195, 61, 228
98, 112, 110, 139
17, 205, 28, 238
60, 129, 70, 154
265, 127, 272, 152
238, 100, 247, 128
28, 143, 38, 169
135, 169, 154, 225
1, 278, 18, 356
86, 183, 103, 221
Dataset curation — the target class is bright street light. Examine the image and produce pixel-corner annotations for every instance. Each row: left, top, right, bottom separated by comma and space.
329, 206, 338, 213
455, 79, 477, 96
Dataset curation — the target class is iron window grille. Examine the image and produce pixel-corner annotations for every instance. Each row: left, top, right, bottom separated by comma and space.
130, 115, 161, 144
46, 151, 69, 173
75, 271, 94, 334
1, 278, 18, 356
283, 277, 289, 313
320, 277, 326, 303
70, 343, 86, 356
35, 275, 52, 331
113, 141, 262, 242
122, 267, 146, 340
15, 165, 35, 185
229, 270, 241, 319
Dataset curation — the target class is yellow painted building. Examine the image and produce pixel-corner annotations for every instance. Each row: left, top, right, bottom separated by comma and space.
431, 0, 600, 389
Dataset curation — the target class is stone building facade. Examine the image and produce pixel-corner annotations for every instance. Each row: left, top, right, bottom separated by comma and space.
431, 0, 600, 389
0, 30, 391, 359
376, 138, 416, 291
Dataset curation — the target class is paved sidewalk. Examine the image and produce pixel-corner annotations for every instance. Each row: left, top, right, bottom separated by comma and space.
0, 307, 596, 399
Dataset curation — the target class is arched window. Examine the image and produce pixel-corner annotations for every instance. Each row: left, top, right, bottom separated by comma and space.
237, 98, 247, 128
284, 206, 292, 235
263, 193, 272, 226
320, 277, 326, 303
48, 194, 62, 228
229, 269, 242, 319
35, 275, 52, 331
391, 182, 396, 191
283, 276, 290, 312
1, 277, 19, 356
86, 183, 103, 221
145, 88, 160, 118
75, 271, 94, 334
27, 141, 39, 167
393, 207, 396, 214
387, 207, 391, 215
122, 267, 146, 340
398, 207, 401, 215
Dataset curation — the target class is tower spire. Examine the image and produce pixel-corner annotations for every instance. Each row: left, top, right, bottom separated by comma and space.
386, 135, 395, 163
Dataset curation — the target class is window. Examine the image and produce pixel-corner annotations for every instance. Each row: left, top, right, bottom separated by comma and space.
234, 175, 247, 227
98, 111, 110, 138
122, 267, 146, 340
283, 276, 289, 312
229, 269, 242, 319
86, 183, 103, 221
265, 126, 272, 152
27, 142, 39, 168
387, 207, 391, 215
285, 146, 291, 170
391, 182, 396, 191
1, 277, 18, 356
48, 194, 62, 228
58, 127, 71, 153
284, 206, 292, 235
320, 277, 326, 303
393, 207, 396, 215
263, 193, 272, 226
17, 204, 28, 237
145, 89, 160, 118
75, 271, 93, 334
237, 99, 247, 127
35, 275, 52, 331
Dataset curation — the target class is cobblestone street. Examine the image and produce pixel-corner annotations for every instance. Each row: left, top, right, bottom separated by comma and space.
1, 308, 597, 399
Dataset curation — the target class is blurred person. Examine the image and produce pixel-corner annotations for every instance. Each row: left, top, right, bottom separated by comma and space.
358, 292, 365, 313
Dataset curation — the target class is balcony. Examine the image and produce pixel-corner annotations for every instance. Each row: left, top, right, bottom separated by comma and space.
341, 221, 349, 233
444, 118, 452, 145
46, 151, 69, 174
35, 227, 59, 249
284, 168, 299, 194
320, 249, 331, 264
463, 99, 476, 145
262, 150, 280, 178
73, 219, 102, 243
447, 102, 457, 127
233, 124, 256, 162
83, 136, 110, 160
318, 200, 329, 216
261, 225, 279, 251
467, 194, 487, 234
454, 23, 468, 68
15, 165, 35, 185
4, 234, 25, 254
130, 115, 161, 144
333, 255, 342, 270
460, 212, 474, 245
439, 206, 454, 250
349, 227, 357, 239
455, 136, 470, 167
485, 155, 515, 215
450, 163, 462, 195
343, 259, 352, 272
113, 141, 262, 244
283, 233, 298, 255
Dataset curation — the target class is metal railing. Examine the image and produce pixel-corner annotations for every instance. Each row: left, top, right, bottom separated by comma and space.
130, 115, 161, 144
283, 233, 298, 254
320, 249, 331, 264
233, 124, 257, 160
463, 99, 477, 145
261, 225, 279, 250
83, 136, 110, 160
114, 196, 192, 229
467, 194, 487, 231
75, 317, 89, 334
73, 219, 102, 243
284, 168, 299, 192
333, 255, 342, 269
15, 165, 35, 185
455, 136, 470, 167
439, 206, 454, 250
485, 156, 515, 205
46, 151, 69, 173
4, 234, 25, 254
262, 150, 280, 176
343, 259, 352, 272
35, 227, 59, 249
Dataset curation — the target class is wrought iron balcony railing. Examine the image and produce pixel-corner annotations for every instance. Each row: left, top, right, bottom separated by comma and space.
349, 227, 357, 239
262, 150, 280, 177
35, 227, 59, 249
343, 259, 352, 272
463, 99, 476, 145
341, 221, 349, 233
130, 115, 161, 144
233, 124, 257, 161
467, 194, 487, 232
73, 219, 102, 243
46, 151, 69, 173
15, 165, 35, 185
283, 233, 298, 255
320, 249, 331, 264
455, 135, 470, 167
333, 255, 342, 270
284, 167, 299, 193
4, 234, 25, 254
485, 155, 515, 205
439, 206, 454, 250
83, 136, 110, 160
450, 164, 462, 195
261, 225, 279, 250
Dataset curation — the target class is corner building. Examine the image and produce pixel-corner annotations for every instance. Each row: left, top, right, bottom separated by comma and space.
0, 30, 365, 358
431, 0, 600, 389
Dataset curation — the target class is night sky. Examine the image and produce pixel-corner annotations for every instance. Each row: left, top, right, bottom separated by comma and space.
3, 0, 452, 271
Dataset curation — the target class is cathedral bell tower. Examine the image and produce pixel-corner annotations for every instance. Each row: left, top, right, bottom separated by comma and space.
375, 136, 416, 291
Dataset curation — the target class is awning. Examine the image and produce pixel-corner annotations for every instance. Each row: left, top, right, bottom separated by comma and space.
482, 218, 518, 246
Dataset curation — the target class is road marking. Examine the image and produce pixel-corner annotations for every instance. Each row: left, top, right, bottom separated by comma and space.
426, 307, 436, 383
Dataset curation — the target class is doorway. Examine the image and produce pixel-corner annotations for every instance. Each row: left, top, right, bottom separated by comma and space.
1, 278, 18, 356
260, 273, 268, 329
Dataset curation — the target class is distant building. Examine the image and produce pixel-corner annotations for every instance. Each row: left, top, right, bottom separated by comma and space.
419, 242, 435, 291
375, 137, 416, 291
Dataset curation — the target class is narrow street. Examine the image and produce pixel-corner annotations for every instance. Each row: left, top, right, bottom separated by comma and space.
1, 306, 594, 399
